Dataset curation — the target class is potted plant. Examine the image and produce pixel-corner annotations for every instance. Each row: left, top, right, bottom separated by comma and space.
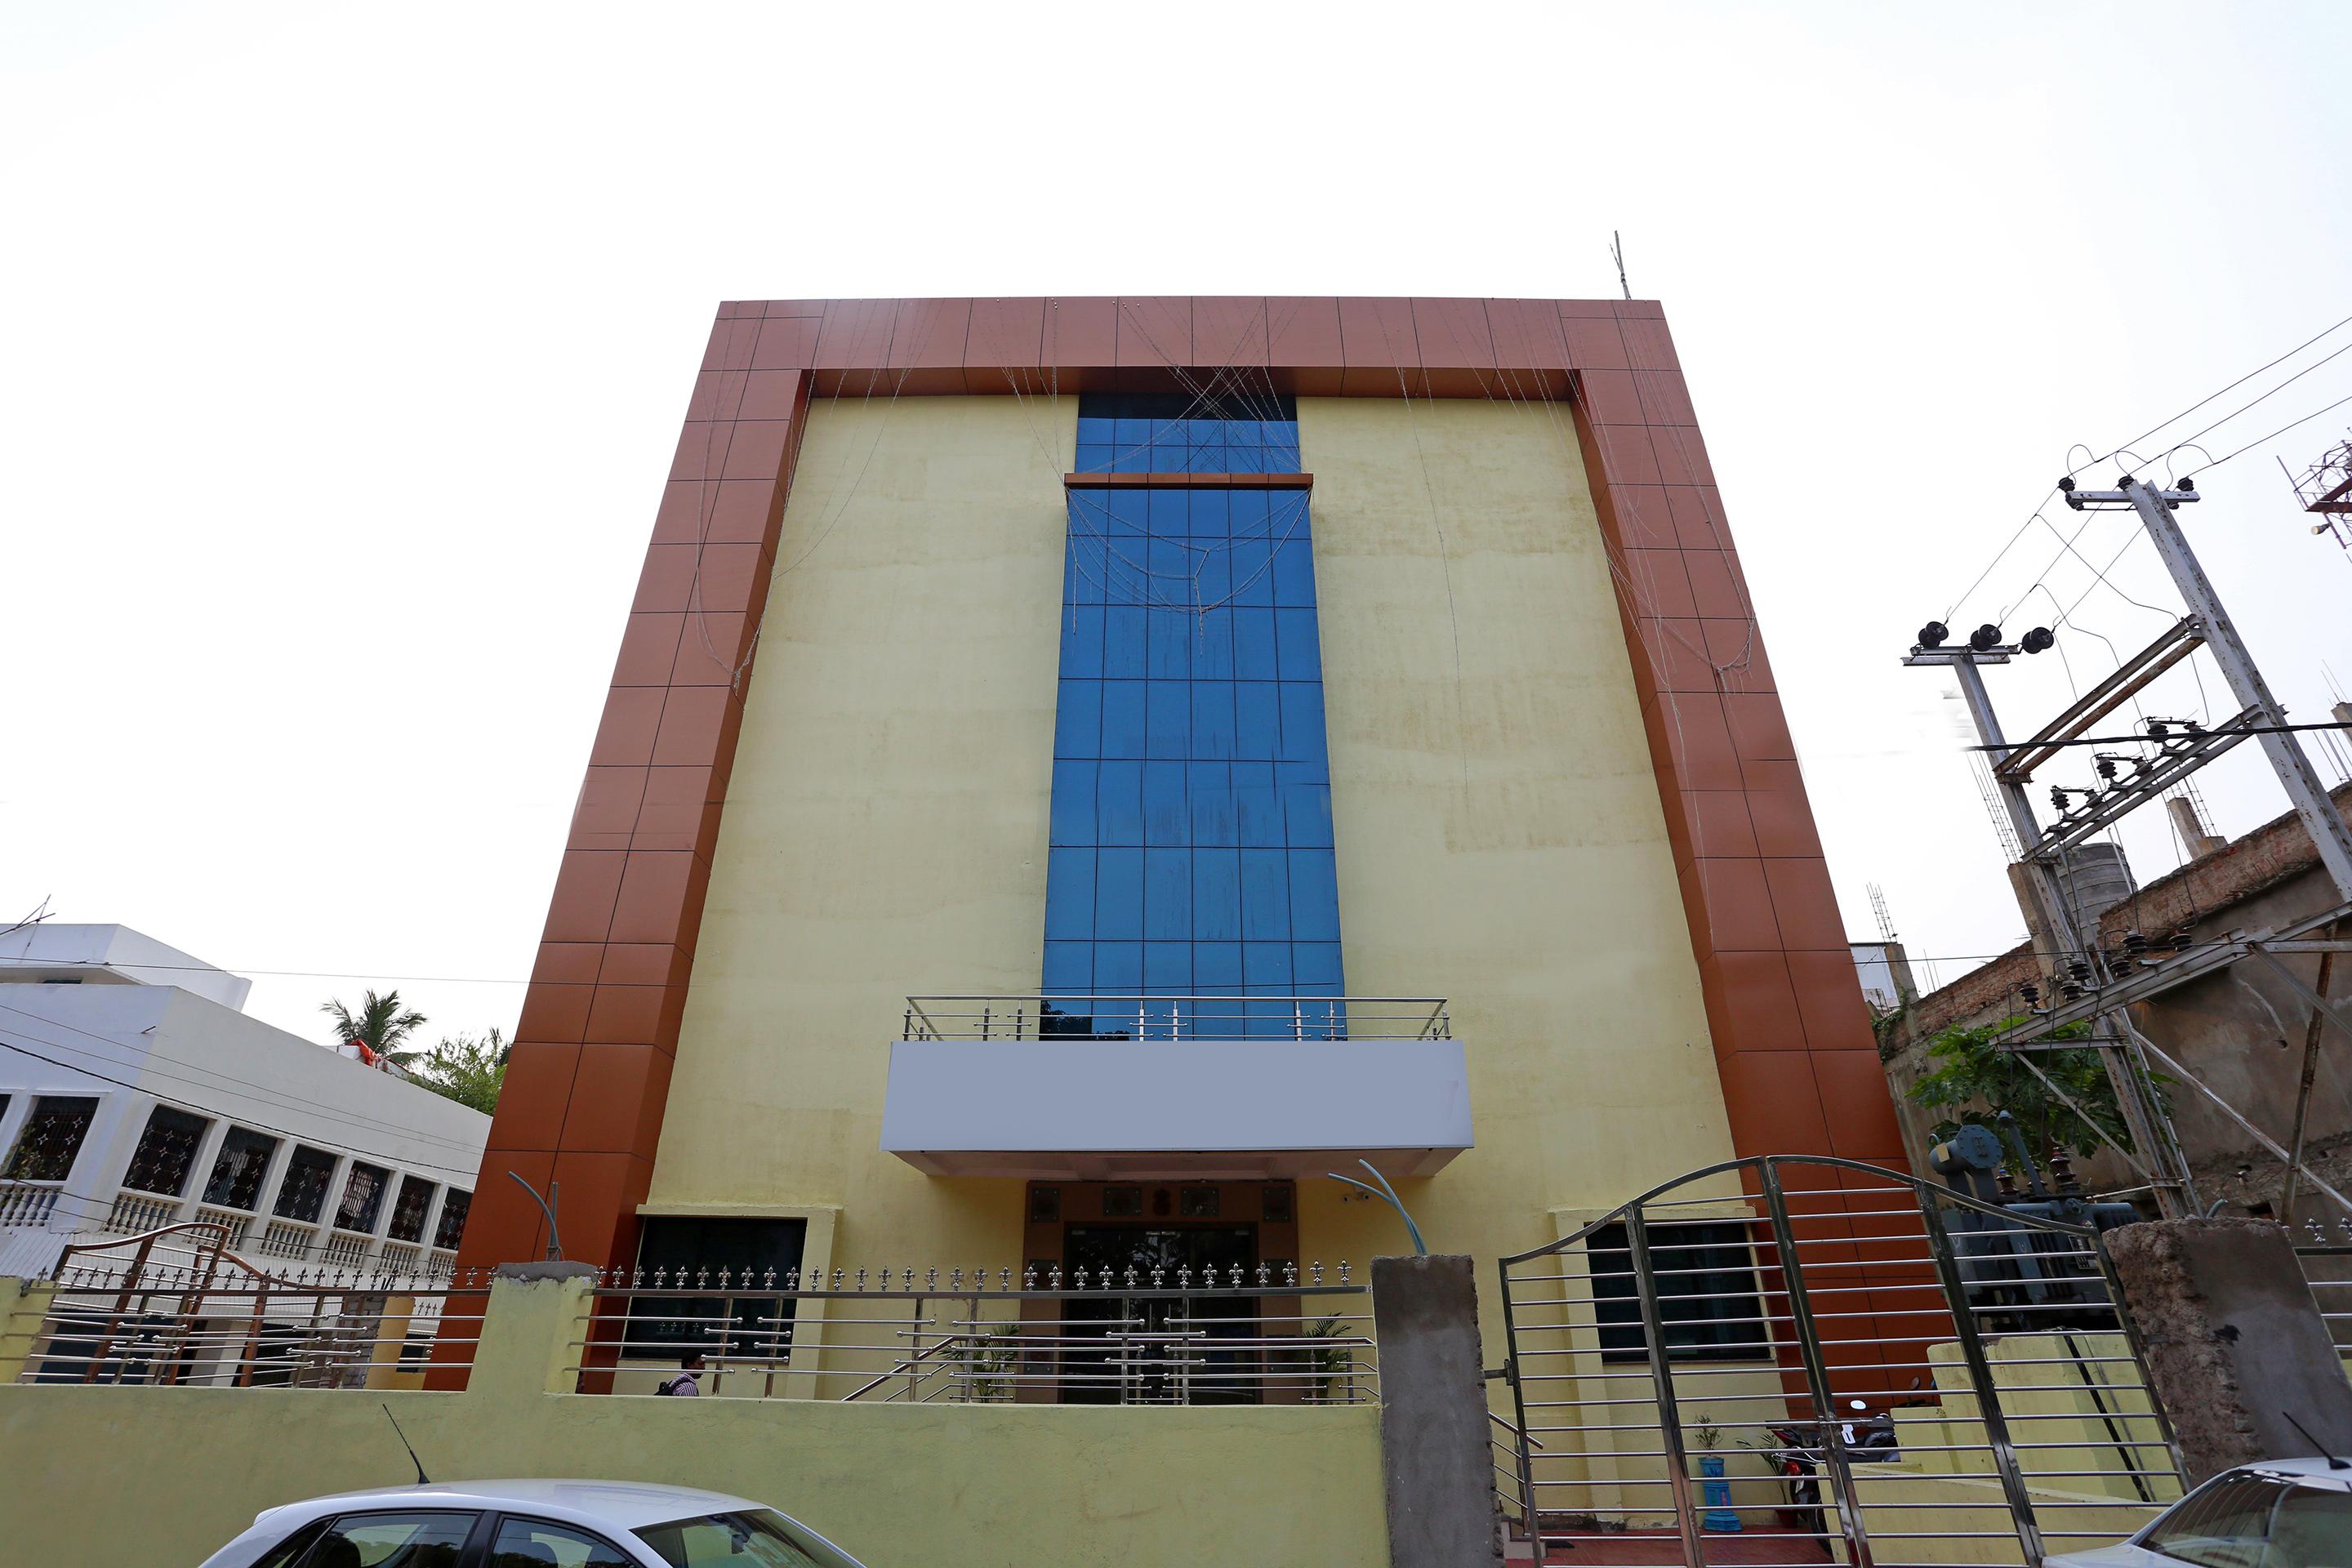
1690, 1414, 1742, 1532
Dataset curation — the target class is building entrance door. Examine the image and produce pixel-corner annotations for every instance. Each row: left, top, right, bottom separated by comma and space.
1060, 1225, 1258, 1404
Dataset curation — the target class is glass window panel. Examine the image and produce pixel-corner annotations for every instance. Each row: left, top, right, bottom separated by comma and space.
1095, 849, 1144, 940
1077, 416, 1115, 443
1230, 490, 1272, 539
1148, 489, 1187, 538
1104, 490, 1149, 532
308, 1512, 475, 1568
1230, 533, 1274, 607
1114, 416, 1154, 449
1192, 682, 1236, 760
1288, 851, 1342, 940
1102, 608, 1147, 678
1093, 942, 1143, 994
488, 1516, 635, 1567
1226, 442, 1266, 474
387, 1175, 437, 1244
1142, 761, 1188, 845
1192, 604, 1233, 676
1190, 492, 1228, 539
1075, 443, 1113, 474
1232, 609, 1277, 680
274, 1145, 336, 1223
1196, 550, 1233, 616
1050, 760, 1097, 845
1045, 849, 1095, 938
1065, 538, 1107, 605
1229, 419, 1263, 447
1187, 417, 1219, 448
1234, 763, 1282, 846
1196, 942, 1244, 990
336, 1161, 390, 1234
203, 1127, 278, 1210
1271, 528, 1317, 607
1146, 606, 1189, 679
1279, 684, 1329, 765
1145, 679, 1190, 758
1281, 779, 1334, 849
1239, 849, 1290, 939
1264, 426, 1303, 473
1054, 680, 1100, 760
1275, 608, 1323, 680
1193, 849, 1241, 941
1189, 764, 1237, 845
1144, 942, 1192, 992
432, 1189, 470, 1251
1294, 942, 1345, 987
1043, 941, 1092, 995
1244, 942, 1294, 988
2, 1096, 98, 1182
1058, 606, 1103, 678
1095, 760, 1143, 845
1100, 680, 1146, 758
1156, 443, 1189, 474
1143, 850, 1192, 939
123, 1107, 208, 1197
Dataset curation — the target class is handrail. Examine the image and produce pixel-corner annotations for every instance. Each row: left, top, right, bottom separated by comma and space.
900, 993, 1451, 1042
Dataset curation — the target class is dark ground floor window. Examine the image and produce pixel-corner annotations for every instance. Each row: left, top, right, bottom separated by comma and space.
1588, 1219, 1768, 1364
625, 1216, 808, 1361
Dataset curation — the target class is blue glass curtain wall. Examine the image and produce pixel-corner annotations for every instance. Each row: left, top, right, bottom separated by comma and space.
1045, 395, 1343, 1039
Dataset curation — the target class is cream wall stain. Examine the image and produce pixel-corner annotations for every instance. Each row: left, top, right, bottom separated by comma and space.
649, 391, 1734, 1294
1295, 395, 1736, 1275
648, 395, 1075, 1266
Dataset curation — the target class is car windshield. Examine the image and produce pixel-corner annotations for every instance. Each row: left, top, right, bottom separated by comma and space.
2144, 1473, 2352, 1568
632, 1509, 858, 1568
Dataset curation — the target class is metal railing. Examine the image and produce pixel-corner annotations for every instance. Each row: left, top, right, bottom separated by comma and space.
16, 1223, 488, 1389
565, 1260, 1376, 1406
1496, 1156, 2185, 1568
2289, 1218, 2352, 1348
902, 994, 1450, 1042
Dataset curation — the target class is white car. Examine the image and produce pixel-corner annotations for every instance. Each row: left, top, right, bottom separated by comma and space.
195, 1479, 871, 1568
2047, 1457, 2352, 1566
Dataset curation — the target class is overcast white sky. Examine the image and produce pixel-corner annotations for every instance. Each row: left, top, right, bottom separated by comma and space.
4, 2, 2349, 1047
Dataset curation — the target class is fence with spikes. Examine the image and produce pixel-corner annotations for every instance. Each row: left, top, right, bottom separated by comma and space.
567, 1258, 1374, 1405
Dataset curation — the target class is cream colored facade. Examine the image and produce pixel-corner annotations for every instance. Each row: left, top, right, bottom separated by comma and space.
648, 394, 1737, 1356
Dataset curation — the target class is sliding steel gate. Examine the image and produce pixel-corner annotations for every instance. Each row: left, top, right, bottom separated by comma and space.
1494, 1156, 2184, 1566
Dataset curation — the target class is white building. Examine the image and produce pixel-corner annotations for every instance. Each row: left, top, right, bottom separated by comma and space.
0, 924, 489, 1281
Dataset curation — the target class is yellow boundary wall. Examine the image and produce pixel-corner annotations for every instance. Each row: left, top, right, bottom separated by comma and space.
0, 1274, 1388, 1567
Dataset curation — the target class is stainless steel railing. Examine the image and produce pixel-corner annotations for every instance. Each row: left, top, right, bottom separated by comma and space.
902, 994, 1449, 1042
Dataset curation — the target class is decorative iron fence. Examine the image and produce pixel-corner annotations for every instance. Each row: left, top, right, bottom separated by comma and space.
1495, 1156, 2184, 1568
567, 1260, 1376, 1406
14, 1223, 487, 1390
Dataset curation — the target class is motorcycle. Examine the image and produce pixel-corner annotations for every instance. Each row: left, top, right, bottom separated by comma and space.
1757, 1422, 1829, 1553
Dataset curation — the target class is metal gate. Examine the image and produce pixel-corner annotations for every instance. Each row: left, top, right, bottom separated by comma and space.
1494, 1156, 2185, 1566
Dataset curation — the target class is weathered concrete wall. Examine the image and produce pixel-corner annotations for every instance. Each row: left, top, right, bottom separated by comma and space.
0, 1273, 1389, 1568
1371, 1254, 1499, 1566
2105, 1217, 2352, 1481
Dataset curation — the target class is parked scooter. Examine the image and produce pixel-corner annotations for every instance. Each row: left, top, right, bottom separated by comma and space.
1841, 1397, 1902, 1462
1757, 1423, 1829, 1554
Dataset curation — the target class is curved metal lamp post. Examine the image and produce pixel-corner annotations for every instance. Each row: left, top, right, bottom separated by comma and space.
1325, 1159, 1428, 1256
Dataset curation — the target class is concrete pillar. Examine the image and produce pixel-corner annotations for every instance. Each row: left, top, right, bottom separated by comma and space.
2105, 1218, 2352, 1481
468, 1263, 600, 1398
1371, 1254, 1500, 1567
0, 1276, 59, 1383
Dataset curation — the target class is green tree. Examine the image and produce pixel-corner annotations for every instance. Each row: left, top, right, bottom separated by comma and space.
402, 1028, 510, 1116
1907, 1014, 2167, 1167
320, 989, 429, 1068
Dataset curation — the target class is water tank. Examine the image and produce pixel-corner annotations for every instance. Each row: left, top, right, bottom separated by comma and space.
2056, 843, 2136, 929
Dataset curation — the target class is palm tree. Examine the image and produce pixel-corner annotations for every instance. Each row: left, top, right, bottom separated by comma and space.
320, 990, 429, 1070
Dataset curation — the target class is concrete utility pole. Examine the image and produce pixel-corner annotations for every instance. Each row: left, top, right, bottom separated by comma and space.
1907, 640, 2196, 1217
2084, 475, 2352, 905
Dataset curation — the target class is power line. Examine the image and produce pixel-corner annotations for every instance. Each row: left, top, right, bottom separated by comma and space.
2199, 390, 2352, 473
2077, 310, 2352, 478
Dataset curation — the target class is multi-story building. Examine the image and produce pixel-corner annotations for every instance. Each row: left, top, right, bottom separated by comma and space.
0, 924, 486, 1281
453, 296, 1901, 1382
